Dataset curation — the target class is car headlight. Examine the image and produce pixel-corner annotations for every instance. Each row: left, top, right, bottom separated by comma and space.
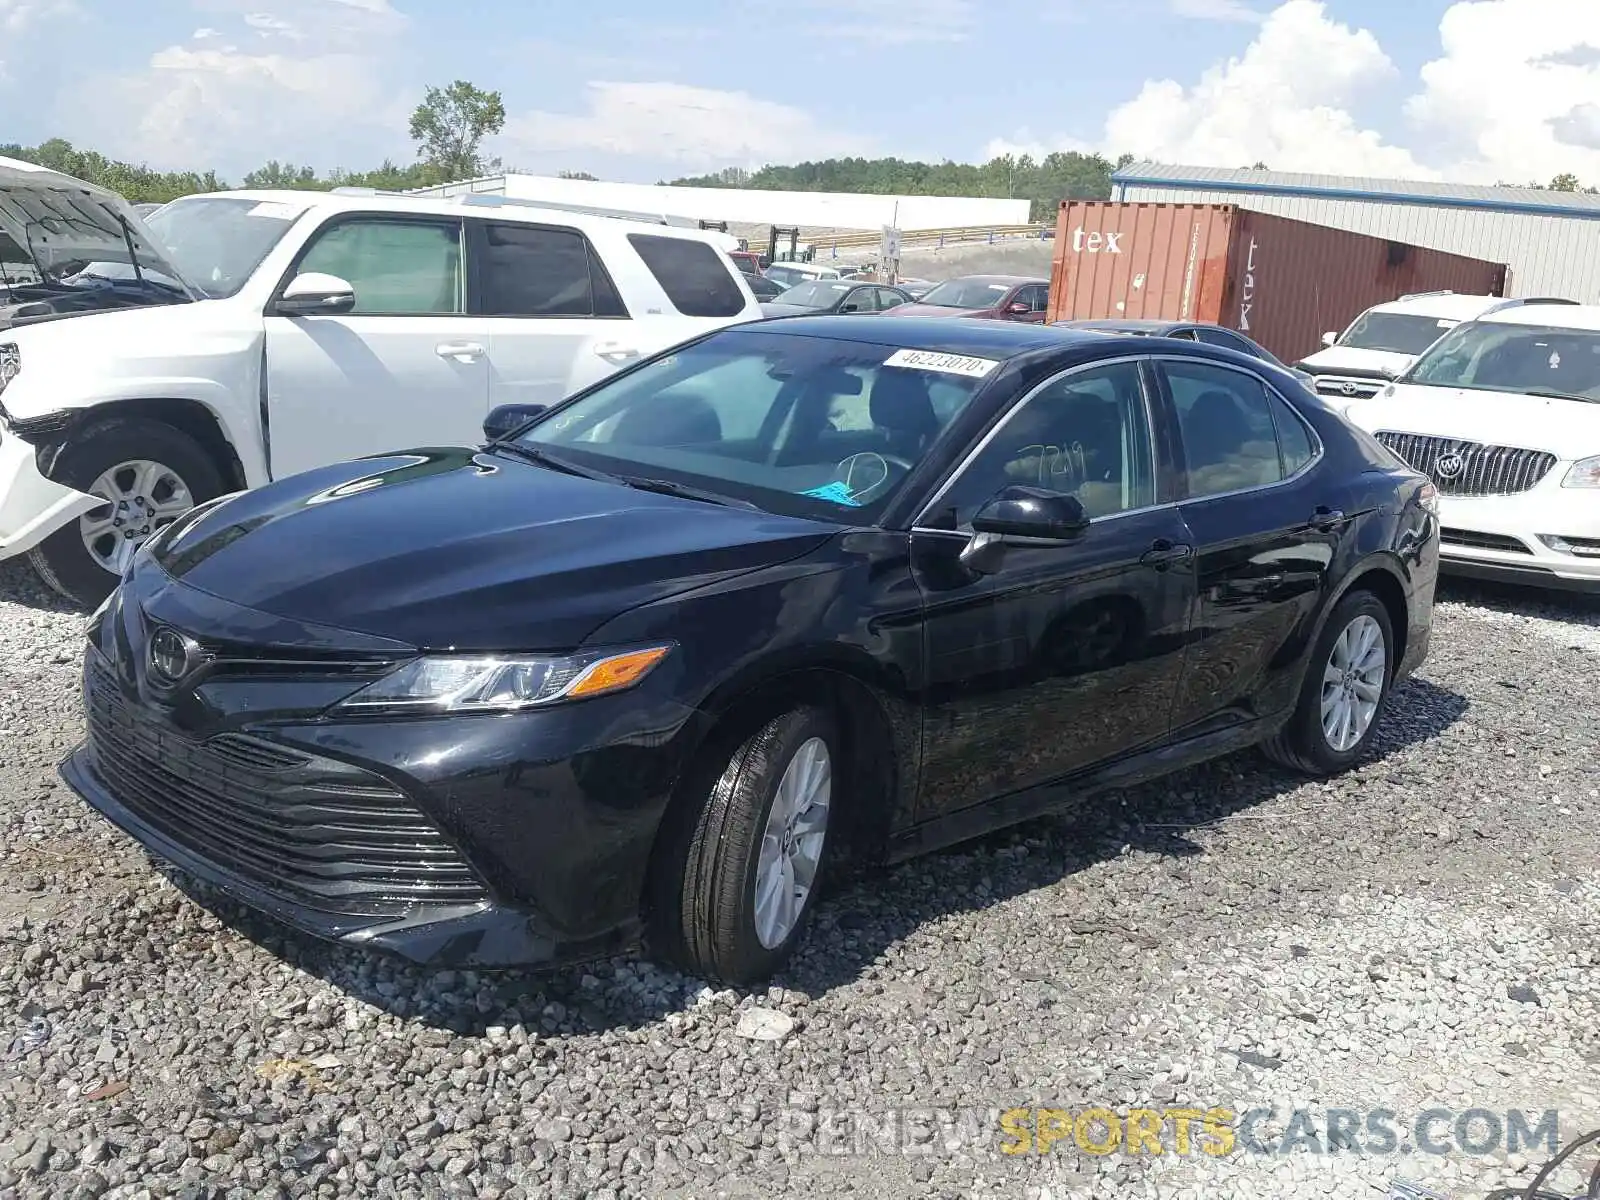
334, 643, 673, 714
1562, 456, 1600, 488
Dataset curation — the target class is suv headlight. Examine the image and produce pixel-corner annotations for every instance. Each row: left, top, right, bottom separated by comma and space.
1562, 456, 1600, 488
0, 343, 18, 398
333, 643, 673, 715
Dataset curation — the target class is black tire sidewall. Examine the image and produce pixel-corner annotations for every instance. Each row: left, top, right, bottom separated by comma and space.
1294, 591, 1395, 772
28, 418, 225, 607
725, 707, 840, 977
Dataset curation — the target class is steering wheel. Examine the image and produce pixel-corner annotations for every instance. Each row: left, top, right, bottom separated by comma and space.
834, 451, 913, 505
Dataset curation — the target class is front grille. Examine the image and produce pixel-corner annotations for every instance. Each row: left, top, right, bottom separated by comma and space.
1440, 528, 1532, 554
1374, 432, 1557, 496
1314, 376, 1385, 399
83, 656, 487, 917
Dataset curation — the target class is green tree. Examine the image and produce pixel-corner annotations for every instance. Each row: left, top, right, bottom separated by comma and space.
558, 170, 598, 181
243, 161, 326, 190
407, 80, 506, 183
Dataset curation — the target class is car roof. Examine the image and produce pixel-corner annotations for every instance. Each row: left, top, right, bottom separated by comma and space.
158, 188, 735, 246
1361, 292, 1511, 320
939, 274, 1048, 287
735, 314, 1093, 358
1056, 318, 1189, 333
1477, 302, 1600, 331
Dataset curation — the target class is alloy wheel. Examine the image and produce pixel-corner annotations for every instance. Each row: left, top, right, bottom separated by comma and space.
78, 459, 195, 575
1319, 613, 1387, 753
753, 736, 832, 949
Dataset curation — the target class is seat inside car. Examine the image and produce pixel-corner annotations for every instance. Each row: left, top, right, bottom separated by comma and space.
869, 369, 940, 460
608, 392, 723, 447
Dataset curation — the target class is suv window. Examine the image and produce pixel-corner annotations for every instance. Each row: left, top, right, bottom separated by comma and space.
926, 361, 1156, 528
1195, 327, 1254, 355
297, 218, 463, 315
1161, 360, 1292, 497
627, 234, 747, 318
477, 222, 625, 318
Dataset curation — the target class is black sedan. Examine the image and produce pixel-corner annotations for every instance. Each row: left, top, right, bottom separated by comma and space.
64, 317, 1440, 984
1052, 318, 1317, 387
760, 279, 912, 318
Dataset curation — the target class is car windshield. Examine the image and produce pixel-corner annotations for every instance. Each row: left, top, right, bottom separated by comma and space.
0, 185, 189, 296
510, 328, 993, 521
1401, 321, 1600, 399
1339, 311, 1461, 355
917, 278, 1012, 309
774, 281, 852, 308
145, 195, 309, 299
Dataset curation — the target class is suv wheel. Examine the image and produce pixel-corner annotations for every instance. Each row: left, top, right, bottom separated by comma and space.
650, 706, 838, 985
1262, 590, 1394, 775
28, 418, 225, 607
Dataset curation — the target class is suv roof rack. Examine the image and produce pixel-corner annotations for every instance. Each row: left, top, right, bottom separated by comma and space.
451, 192, 700, 228
1490, 296, 1580, 308
1396, 289, 1457, 300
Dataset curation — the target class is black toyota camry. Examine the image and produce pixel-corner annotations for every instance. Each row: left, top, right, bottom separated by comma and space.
64, 316, 1440, 984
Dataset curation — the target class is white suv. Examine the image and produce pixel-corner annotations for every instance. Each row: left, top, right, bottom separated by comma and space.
0, 188, 762, 604
1343, 303, 1600, 593
1296, 293, 1565, 408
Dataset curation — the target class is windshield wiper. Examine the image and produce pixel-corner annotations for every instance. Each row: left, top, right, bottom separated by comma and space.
491, 442, 624, 482
1524, 388, 1600, 404
618, 476, 760, 510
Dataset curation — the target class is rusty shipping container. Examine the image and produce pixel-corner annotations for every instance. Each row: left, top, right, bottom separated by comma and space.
1047, 202, 1509, 364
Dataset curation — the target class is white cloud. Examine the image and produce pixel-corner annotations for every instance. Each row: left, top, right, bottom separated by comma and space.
67, 0, 411, 174
499, 81, 873, 172
792, 0, 974, 44
1169, 0, 1264, 22
0, 0, 73, 80
1406, 0, 1600, 184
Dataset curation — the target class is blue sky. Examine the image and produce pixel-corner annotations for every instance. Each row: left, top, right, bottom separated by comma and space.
5, 0, 1598, 187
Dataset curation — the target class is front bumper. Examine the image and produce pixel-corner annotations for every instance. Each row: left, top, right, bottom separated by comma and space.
63, 622, 707, 968
1435, 490, 1600, 593
0, 427, 100, 558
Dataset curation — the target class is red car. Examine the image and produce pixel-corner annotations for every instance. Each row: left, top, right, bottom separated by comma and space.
888, 275, 1050, 322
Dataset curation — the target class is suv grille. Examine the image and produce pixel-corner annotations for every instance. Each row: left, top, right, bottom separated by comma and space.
1440, 528, 1532, 555
1374, 432, 1556, 496
83, 656, 487, 917
1314, 375, 1385, 400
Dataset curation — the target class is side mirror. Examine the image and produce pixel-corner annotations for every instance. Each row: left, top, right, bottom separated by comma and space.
840, 302, 862, 313
276, 272, 356, 316
972, 486, 1090, 540
1321, 330, 1338, 347
483, 403, 547, 441
1006, 301, 1032, 316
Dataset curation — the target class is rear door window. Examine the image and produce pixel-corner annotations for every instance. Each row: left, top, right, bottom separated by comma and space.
627, 234, 748, 318
475, 221, 626, 318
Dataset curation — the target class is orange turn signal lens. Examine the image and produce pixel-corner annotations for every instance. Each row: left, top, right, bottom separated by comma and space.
564, 645, 672, 699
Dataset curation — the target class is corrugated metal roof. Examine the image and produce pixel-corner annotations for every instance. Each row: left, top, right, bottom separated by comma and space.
1111, 162, 1600, 219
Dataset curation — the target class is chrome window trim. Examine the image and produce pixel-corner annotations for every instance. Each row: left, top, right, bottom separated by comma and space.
1149, 353, 1326, 503
912, 353, 1160, 530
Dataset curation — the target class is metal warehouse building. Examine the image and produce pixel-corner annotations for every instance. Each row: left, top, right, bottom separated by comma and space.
1111, 162, 1600, 302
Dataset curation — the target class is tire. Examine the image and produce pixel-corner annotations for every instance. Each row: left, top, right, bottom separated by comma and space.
27, 418, 226, 608
649, 706, 839, 985
1262, 590, 1395, 776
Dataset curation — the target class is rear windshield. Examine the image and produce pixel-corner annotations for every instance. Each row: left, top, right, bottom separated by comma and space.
1339, 311, 1460, 355
918, 278, 1012, 309
627, 234, 747, 318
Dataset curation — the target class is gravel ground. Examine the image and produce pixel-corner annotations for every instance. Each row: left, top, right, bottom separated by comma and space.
1, 559, 1598, 1200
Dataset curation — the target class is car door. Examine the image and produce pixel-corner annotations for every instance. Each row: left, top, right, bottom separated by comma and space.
263, 213, 490, 478
837, 286, 874, 314
876, 288, 909, 311
1004, 283, 1049, 324
468, 218, 638, 410
909, 357, 1197, 822
1154, 354, 1342, 735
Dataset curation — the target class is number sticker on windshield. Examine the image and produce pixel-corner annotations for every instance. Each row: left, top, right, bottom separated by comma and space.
247, 202, 306, 220
883, 349, 1000, 378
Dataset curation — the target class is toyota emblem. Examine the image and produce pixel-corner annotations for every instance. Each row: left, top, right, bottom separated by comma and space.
1435, 452, 1465, 479
1340, 380, 1360, 396
147, 627, 197, 685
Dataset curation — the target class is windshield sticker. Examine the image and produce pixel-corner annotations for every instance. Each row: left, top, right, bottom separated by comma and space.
247, 202, 305, 220
800, 481, 863, 507
1436, 318, 1459, 328
883, 348, 1000, 378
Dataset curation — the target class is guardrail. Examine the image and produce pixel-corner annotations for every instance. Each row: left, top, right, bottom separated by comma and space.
810, 223, 1054, 256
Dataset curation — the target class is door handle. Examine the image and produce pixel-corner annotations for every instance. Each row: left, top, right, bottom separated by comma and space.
1140, 538, 1195, 569
593, 342, 641, 365
436, 341, 485, 362
1309, 505, 1348, 532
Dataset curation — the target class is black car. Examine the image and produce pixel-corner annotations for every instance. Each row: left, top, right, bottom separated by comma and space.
742, 272, 786, 299
760, 280, 912, 318
1052, 318, 1317, 387
64, 317, 1440, 984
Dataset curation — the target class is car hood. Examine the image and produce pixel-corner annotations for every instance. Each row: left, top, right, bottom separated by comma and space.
1296, 346, 1414, 377
150, 449, 840, 651
1344, 385, 1600, 456
760, 302, 822, 317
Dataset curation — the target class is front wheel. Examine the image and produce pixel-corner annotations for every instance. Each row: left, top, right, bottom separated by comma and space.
1262, 590, 1395, 775
27, 418, 225, 607
649, 706, 839, 985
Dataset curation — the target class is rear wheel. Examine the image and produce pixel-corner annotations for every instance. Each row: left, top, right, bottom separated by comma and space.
28, 418, 224, 607
1262, 590, 1394, 775
649, 706, 838, 985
